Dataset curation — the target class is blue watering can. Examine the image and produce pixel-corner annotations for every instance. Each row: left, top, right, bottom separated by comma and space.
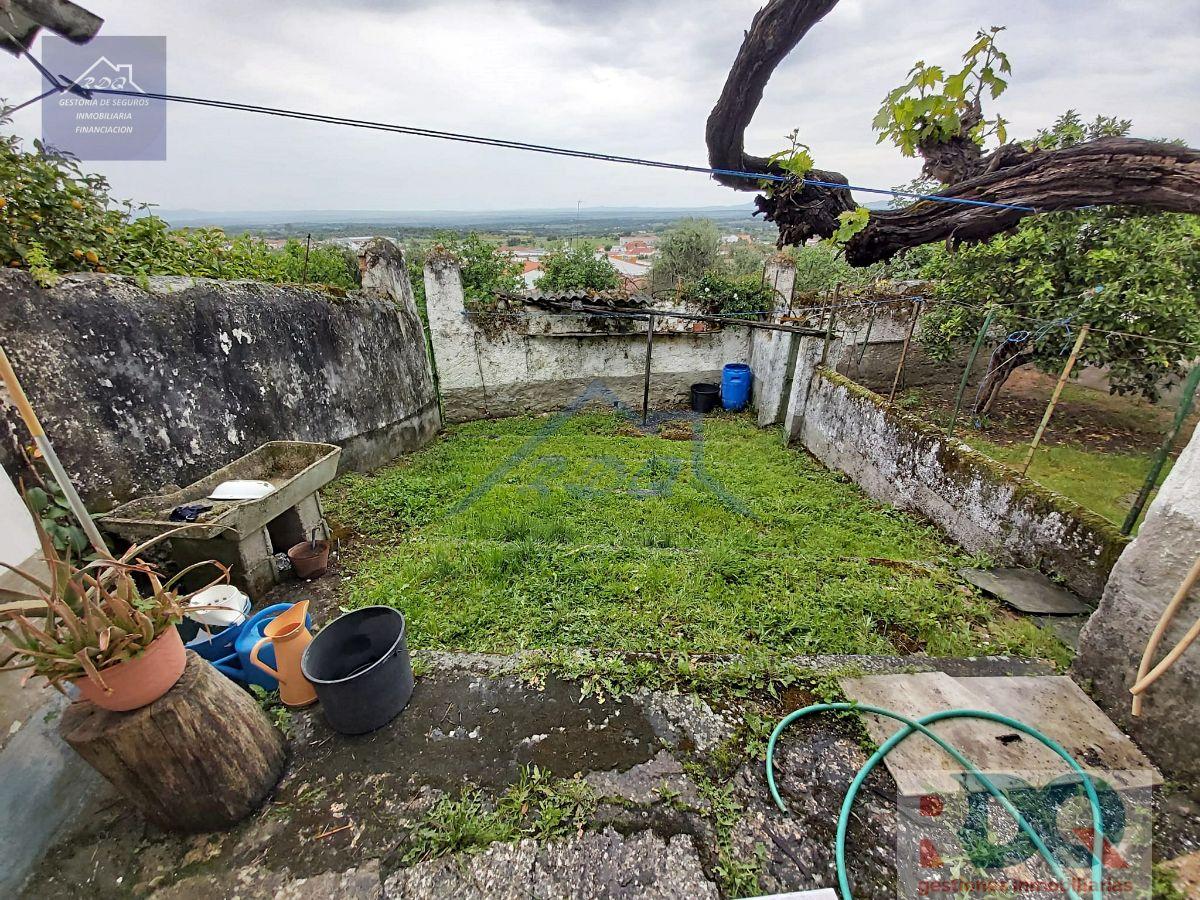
187, 602, 314, 691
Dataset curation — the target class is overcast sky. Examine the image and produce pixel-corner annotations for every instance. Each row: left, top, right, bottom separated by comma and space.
1, 0, 1197, 212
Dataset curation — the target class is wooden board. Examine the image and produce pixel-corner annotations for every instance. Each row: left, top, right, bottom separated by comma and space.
839, 672, 1159, 796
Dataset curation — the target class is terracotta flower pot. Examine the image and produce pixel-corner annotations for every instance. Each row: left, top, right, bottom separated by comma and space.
288, 539, 331, 579
73, 626, 187, 712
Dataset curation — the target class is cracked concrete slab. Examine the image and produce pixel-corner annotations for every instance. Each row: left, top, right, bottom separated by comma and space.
586, 748, 702, 807
958, 567, 1090, 615
384, 829, 718, 899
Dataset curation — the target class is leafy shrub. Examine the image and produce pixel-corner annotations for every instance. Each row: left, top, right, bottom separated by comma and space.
430, 231, 523, 306
0, 111, 357, 288
536, 241, 620, 293
683, 272, 775, 316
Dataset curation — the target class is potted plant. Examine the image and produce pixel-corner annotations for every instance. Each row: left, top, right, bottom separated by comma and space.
0, 520, 227, 712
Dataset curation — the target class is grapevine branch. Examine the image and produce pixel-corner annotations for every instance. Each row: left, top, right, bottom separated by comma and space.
706, 0, 1200, 265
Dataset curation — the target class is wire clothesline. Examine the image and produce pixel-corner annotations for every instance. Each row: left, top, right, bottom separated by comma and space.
8, 46, 1033, 214
484, 288, 1200, 350
10, 54, 1192, 349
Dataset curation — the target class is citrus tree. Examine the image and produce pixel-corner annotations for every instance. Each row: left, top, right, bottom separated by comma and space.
917, 112, 1200, 413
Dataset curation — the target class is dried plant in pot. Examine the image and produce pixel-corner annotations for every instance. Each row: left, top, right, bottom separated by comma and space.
0, 520, 228, 712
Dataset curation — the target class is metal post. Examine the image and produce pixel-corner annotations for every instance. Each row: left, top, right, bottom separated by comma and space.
888, 300, 923, 403
1123, 362, 1200, 534
1020, 325, 1090, 475
819, 304, 838, 368
641, 312, 655, 426
856, 312, 875, 365
947, 310, 996, 438
302, 233, 312, 283
0, 345, 108, 555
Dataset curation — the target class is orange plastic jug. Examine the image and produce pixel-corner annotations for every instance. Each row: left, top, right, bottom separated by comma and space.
249, 600, 317, 708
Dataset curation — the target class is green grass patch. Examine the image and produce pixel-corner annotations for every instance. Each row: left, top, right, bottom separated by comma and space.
962, 436, 1168, 530
329, 412, 1065, 661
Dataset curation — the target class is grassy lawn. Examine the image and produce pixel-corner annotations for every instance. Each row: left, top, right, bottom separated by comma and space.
962, 436, 1169, 530
327, 412, 1066, 663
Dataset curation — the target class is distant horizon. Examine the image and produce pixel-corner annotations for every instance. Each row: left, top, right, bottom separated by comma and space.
154, 201, 758, 217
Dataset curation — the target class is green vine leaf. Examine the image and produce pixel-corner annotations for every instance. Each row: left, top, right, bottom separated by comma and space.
832, 208, 871, 246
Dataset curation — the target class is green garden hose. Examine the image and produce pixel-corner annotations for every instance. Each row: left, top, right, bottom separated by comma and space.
765, 703, 1106, 900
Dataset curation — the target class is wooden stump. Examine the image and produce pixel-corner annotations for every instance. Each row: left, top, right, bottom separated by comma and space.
60, 650, 287, 833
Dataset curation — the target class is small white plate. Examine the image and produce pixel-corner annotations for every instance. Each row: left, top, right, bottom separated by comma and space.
207, 479, 276, 501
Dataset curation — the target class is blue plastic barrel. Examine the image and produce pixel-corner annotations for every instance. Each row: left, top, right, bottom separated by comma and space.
721, 363, 752, 411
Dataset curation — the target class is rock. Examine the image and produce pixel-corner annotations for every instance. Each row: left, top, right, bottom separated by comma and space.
1077, 424, 1200, 791
383, 829, 717, 899
585, 749, 701, 808
1161, 850, 1200, 897
151, 862, 382, 900
278, 860, 383, 899
384, 840, 537, 900
635, 689, 736, 753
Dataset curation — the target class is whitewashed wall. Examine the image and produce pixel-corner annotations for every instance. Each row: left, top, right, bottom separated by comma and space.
0, 471, 39, 592
424, 254, 752, 422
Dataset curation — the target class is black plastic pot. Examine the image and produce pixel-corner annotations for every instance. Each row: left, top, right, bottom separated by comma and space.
300, 606, 414, 735
691, 382, 720, 413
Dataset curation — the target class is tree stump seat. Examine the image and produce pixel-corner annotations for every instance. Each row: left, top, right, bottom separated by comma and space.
60, 650, 287, 833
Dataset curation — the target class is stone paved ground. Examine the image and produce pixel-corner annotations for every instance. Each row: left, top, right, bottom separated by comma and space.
25, 645, 1118, 900
18, 574, 1200, 900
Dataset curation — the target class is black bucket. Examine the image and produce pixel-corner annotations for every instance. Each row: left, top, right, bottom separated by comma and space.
691, 382, 720, 413
300, 606, 414, 735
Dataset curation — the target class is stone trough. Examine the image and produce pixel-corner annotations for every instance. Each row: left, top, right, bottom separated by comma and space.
100, 441, 340, 596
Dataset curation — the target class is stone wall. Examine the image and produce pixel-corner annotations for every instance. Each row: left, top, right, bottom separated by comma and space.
1076, 424, 1200, 789
0, 239, 439, 508
424, 255, 751, 422
834, 302, 988, 394
780, 341, 1126, 601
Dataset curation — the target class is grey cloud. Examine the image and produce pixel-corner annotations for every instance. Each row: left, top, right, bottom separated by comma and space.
0, 0, 1194, 211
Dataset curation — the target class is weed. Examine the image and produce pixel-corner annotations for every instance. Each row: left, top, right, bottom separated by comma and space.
401, 765, 594, 865
694, 772, 764, 897
1151, 863, 1186, 900
249, 685, 294, 736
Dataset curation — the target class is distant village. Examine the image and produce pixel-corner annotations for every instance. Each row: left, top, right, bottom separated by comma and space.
283, 230, 760, 292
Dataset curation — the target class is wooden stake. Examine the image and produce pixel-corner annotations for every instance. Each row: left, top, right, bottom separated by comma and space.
0, 344, 108, 555
1020, 326, 1090, 476
888, 300, 922, 403
947, 310, 996, 438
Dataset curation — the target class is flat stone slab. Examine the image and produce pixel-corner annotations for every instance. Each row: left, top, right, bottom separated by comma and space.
958, 567, 1090, 615
839, 672, 1160, 796
1035, 613, 1090, 651
383, 829, 718, 899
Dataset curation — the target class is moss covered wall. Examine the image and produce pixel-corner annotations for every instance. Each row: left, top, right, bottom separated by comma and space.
793, 366, 1126, 600
0, 240, 439, 508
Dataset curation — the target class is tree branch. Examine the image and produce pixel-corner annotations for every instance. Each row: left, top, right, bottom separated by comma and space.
706, 0, 1200, 264
845, 138, 1200, 265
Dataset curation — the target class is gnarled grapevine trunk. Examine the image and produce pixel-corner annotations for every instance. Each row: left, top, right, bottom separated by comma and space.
705, 0, 1200, 262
